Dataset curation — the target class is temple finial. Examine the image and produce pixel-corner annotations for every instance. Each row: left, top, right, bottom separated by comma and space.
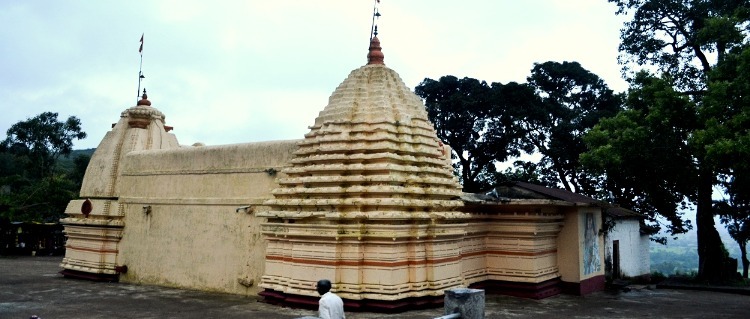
137, 88, 152, 106
367, 35, 385, 65
367, 1, 384, 65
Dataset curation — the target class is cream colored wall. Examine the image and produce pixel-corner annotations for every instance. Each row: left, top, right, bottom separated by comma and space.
557, 208, 581, 283
460, 201, 566, 286
116, 140, 298, 295
556, 207, 606, 283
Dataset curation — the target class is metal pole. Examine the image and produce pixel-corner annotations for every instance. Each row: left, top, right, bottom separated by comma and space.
370, 0, 377, 41
137, 53, 143, 104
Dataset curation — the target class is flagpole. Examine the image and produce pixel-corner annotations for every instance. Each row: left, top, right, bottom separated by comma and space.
137, 33, 144, 105
137, 53, 143, 104
370, 0, 378, 41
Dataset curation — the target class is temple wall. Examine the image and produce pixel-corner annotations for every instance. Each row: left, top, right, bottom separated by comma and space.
461, 203, 565, 287
557, 208, 582, 283
115, 140, 298, 295
557, 207, 606, 294
260, 221, 468, 301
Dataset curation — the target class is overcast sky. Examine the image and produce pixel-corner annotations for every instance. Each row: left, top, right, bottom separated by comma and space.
1, 0, 629, 150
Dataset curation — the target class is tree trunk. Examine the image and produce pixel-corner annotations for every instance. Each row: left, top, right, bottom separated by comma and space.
696, 166, 727, 281
741, 241, 749, 279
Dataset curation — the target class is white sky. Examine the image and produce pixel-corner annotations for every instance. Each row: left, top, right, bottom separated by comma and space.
0, 0, 629, 149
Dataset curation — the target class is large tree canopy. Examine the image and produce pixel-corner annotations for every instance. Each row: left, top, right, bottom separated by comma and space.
704, 44, 750, 278
582, 72, 697, 235
523, 61, 623, 196
1, 112, 86, 179
582, 0, 750, 280
415, 63, 623, 194
610, 0, 750, 91
0, 112, 87, 222
415, 76, 534, 192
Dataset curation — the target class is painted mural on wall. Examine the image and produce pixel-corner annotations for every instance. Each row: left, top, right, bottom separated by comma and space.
583, 212, 601, 275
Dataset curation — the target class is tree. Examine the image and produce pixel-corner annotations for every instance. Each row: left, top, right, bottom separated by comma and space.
522, 61, 623, 196
0, 112, 87, 222
415, 76, 534, 192
585, 0, 750, 280
1, 112, 87, 179
714, 174, 750, 278
0, 174, 78, 222
703, 44, 750, 278
582, 72, 697, 237
495, 161, 554, 187
610, 0, 750, 92
70, 154, 91, 188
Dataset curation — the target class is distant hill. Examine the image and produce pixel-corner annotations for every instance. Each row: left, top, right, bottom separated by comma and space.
55, 148, 95, 173
650, 219, 743, 275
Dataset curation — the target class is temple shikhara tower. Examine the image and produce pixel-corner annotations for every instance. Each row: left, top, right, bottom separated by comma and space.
258, 37, 469, 307
58, 22, 636, 311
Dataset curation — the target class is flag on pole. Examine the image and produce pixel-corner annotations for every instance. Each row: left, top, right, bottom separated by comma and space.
139, 34, 144, 54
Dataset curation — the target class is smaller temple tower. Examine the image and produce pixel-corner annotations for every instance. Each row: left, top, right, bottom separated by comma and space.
60, 90, 179, 280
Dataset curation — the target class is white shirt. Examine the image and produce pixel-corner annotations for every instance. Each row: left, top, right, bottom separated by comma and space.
318, 291, 345, 319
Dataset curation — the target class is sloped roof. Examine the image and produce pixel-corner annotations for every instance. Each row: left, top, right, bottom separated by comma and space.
488, 182, 643, 219
512, 181, 600, 204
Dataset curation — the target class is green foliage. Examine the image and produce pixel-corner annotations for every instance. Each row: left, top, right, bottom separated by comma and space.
415, 76, 535, 192
714, 169, 750, 278
0, 174, 78, 222
0, 112, 88, 223
57, 149, 94, 187
55, 148, 94, 173
590, 0, 750, 280
523, 61, 623, 196
495, 161, 556, 187
1, 112, 86, 179
582, 72, 696, 235
699, 46, 750, 172
415, 62, 622, 193
608, 0, 750, 91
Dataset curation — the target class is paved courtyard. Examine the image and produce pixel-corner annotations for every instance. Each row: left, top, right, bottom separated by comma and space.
1, 256, 748, 318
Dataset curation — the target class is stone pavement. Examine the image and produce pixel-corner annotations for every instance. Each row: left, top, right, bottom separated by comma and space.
1, 256, 749, 319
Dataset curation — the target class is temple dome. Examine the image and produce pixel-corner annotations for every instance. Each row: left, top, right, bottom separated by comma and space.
262, 40, 465, 221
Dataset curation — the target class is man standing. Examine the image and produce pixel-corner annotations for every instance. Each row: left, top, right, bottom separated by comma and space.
316, 279, 345, 319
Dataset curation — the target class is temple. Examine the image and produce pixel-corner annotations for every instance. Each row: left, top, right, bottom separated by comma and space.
59, 35, 643, 311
